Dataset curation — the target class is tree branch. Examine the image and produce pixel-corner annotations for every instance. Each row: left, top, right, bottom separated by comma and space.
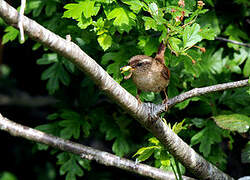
215, 37, 250, 48
0, 1, 241, 179
0, 113, 194, 180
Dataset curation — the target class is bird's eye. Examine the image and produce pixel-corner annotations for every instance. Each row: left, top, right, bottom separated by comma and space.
136, 62, 143, 67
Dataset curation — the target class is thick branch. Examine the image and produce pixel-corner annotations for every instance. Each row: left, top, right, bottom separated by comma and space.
0, 113, 194, 180
216, 37, 250, 48
0, 1, 238, 179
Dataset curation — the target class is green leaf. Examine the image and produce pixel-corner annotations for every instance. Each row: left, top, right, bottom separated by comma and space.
63, 1, 100, 20
141, 92, 155, 101
148, 137, 160, 145
60, 155, 83, 180
77, 16, 92, 29
138, 36, 158, 56
37, 53, 58, 65
213, 114, 250, 133
121, 79, 137, 96
82, 120, 91, 137
107, 62, 123, 83
112, 137, 130, 157
107, 7, 135, 33
142, 16, 158, 31
201, 48, 224, 74
47, 113, 59, 120
133, 146, 160, 162
243, 57, 250, 77
172, 119, 186, 134
241, 141, 250, 163
183, 23, 202, 48
36, 122, 60, 136
198, 25, 216, 40
2, 26, 19, 44
59, 111, 82, 139
57, 152, 70, 165
41, 62, 71, 94
196, 11, 220, 36
122, 0, 146, 13
175, 97, 200, 110
78, 159, 91, 171
191, 121, 223, 157
191, 118, 206, 128
168, 37, 182, 53
97, 33, 112, 51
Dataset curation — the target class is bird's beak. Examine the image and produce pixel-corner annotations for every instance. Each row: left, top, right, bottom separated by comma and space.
120, 65, 134, 80
120, 66, 134, 74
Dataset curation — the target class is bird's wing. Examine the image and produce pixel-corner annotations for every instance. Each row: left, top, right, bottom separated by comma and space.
161, 66, 170, 80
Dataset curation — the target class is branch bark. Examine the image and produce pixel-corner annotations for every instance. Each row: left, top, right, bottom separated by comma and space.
0, 1, 247, 179
215, 37, 250, 48
0, 113, 195, 180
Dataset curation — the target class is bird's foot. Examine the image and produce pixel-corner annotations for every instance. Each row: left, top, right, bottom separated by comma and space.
162, 98, 168, 111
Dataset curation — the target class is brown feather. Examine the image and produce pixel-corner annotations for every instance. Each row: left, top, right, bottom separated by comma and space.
161, 65, 170, 80
154, 41, 166, 64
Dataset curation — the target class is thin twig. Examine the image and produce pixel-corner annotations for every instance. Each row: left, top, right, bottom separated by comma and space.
0, 113, 195, 180
216, 37, 250, 48
18, 0, 26, 43
167, 79, 249, 108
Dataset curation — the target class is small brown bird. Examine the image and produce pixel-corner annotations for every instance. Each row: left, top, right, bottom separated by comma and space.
121, 42, 170, 104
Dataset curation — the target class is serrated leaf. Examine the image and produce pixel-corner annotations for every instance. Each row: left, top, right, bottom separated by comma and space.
201, 48, 224, 74
77, 16, 92, 29
142, 16, 158, 31
63, 1, 100, 20
107, 7, 135, 33
183, 23, 202, 48
59, 119, 81, 139
213, 114, 250, 133
2, 26, 19, 44
198, 25, 216, 40
112, 137, 130, 157
57, 152, 70, 165
60, 155, 83, 180
122, 0, 146, 13
78, 159, 91, 171
36, 122, 60, 135
41, 62, 71, 94
191, 121, 222, 157
97, 33, 112, 51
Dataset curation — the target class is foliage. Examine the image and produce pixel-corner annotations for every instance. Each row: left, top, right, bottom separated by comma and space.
1, 0, 250, 179
133, 120, 186, 176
